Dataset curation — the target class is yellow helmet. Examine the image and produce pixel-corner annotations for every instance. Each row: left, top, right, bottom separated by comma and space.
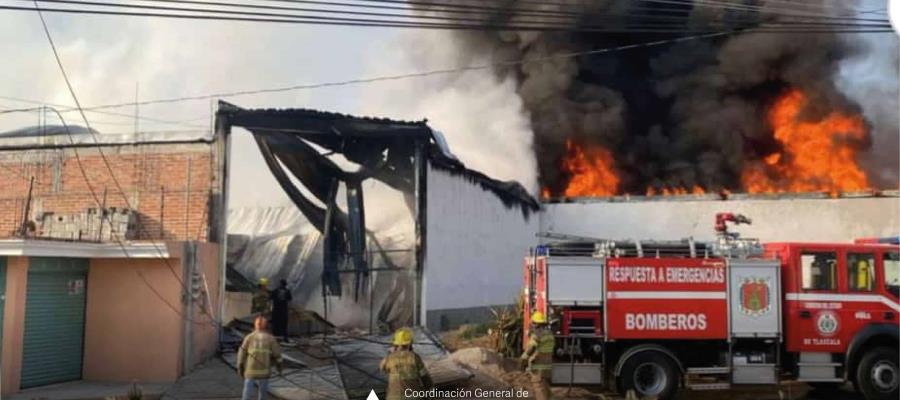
258, 277, 269, 286
531, 311, 547, 324
393, 327, 413, 346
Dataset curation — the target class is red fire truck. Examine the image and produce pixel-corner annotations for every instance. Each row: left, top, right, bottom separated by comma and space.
523, 213, 899, 400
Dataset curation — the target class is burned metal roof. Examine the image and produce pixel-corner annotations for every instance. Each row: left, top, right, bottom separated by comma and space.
217, 101, 539, 215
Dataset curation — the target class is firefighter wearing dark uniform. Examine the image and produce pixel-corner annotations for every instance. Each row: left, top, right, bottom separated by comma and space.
251, 278, 271, 316
379, 327, 433, 400
521, 311, 554, 400
270, 279, 293, 340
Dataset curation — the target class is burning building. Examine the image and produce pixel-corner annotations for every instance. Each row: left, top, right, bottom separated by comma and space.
410, 0, 898, 198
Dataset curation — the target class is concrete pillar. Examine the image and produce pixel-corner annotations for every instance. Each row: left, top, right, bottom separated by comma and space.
1, 256, 28, 395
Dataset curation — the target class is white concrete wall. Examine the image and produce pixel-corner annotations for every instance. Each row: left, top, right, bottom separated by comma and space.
541, 197, 900, 243
424, 166, 539, 318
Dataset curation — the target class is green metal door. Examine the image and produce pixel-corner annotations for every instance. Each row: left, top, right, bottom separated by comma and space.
21, 257, 89, 388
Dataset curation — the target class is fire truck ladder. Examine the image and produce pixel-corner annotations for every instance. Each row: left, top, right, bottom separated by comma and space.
537, 232, 712, 258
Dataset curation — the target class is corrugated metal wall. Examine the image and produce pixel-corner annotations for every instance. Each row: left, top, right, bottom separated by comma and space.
424, 166, 539, 330
21, 257, 89, 388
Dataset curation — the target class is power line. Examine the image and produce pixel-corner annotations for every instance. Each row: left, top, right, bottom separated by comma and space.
52, 0, 893, 27
34, 3, 218, 326
17, 0, 893, 25
1, 4, 889, 32
0, 94, 207, 129
636, 0, 874, 20
206, 0, 891, 23
347, 0, 883, 21
10, 25, 887, 115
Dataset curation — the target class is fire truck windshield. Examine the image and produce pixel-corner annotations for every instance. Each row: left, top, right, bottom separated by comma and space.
886, 251, 900, 298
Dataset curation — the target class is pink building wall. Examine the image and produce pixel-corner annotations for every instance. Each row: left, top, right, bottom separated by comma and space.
82, 256, 186, 382
1, 256, 27, 395
0, 241, 220, 394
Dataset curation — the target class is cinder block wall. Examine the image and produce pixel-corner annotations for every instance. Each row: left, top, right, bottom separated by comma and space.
0, 144, 214, 241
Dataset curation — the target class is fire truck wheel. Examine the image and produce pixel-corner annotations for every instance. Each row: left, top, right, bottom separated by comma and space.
855, 347, 899, 400
619, 351, 679, 400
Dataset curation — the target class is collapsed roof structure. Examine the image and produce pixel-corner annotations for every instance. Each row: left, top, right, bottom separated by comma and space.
216, 103, 538, 329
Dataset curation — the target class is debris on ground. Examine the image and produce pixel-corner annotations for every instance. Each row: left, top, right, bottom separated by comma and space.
440, 324, 495, 352
222, 324, 472, 400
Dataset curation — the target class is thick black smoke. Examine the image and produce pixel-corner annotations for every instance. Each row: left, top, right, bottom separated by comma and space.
414, 0, 893, 194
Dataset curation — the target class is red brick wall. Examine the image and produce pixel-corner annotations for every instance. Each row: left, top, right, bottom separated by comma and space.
0, 145, 215, 241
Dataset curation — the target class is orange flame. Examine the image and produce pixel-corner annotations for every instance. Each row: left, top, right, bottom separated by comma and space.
561, 138, 619, 197
540, 187, 551, 199
742, 89, 870, 195
646, 185, 706, 197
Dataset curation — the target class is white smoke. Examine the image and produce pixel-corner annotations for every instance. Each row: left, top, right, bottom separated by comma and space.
358, 30, 539, 193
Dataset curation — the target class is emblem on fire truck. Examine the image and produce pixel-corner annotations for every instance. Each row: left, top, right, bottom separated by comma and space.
816, 311, 839, 336
739, 277, 771, 317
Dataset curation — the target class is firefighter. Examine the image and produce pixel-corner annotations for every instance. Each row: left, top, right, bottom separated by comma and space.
237, 315, 283, 400
379, 327, 433, 400
521, 311, 554, 400
270, 279, 293, 341
251, 278, 271, 316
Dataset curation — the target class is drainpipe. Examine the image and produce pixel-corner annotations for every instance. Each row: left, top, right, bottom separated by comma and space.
181, 241, 197, 375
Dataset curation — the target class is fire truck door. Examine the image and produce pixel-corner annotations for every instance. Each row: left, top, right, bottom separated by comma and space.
786, 250, 845, 353
838, 251, 884, 350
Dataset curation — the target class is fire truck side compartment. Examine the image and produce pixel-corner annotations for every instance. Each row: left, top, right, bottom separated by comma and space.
546, 257, 604, 305
552, 363, 605, 385
728, 258, 782, 338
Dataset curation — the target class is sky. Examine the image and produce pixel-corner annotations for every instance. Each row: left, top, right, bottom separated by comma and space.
0, 10, 536, 209
0, 2, 896, 210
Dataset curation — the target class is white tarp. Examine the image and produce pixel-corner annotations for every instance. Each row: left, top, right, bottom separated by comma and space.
227, 207, 415, 329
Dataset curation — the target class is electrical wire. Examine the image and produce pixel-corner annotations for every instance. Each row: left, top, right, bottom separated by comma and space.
636, 0, 870, 20
0, 94, 207, 129
34, 3, 219, 326
346, 0, 881, 20
57, 0, 894, 27
2, 2, 889, 31
9, 24, 885, 116
1, 2, 862, 33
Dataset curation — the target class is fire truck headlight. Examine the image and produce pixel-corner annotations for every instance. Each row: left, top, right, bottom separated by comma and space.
592, 344, 603, 355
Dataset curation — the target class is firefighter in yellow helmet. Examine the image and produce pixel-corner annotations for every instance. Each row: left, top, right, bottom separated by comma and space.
251, 278, 271, 316
521, 311, 554, 400
379, 327, 433, 400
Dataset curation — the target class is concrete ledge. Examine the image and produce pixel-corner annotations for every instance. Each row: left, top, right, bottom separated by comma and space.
0, 239, 171, 258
